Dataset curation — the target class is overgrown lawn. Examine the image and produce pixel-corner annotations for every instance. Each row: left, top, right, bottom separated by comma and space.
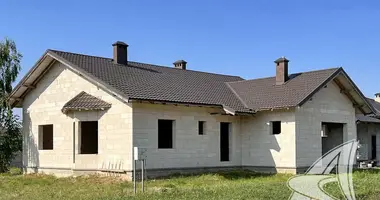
0, 169, 379, 199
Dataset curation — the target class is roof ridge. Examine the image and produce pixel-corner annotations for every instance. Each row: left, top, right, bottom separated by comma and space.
227, 67, 341, 84
48, 49, 110, 60
48, 49, 244, 79
227, 76, 273, 84
225, 82, 250, 109
291, 67, 341, 75
129, 61, 244, 79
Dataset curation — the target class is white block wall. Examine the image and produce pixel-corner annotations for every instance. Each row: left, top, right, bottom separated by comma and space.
22, 61, 133, 175
295, 81, 357, 167
132, 103, 242, 169
21, 60, 361, 175
241, 110, 296, 170
357, 123, 380, 161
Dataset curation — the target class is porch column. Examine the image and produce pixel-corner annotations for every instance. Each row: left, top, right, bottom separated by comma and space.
73, 118, 80, 169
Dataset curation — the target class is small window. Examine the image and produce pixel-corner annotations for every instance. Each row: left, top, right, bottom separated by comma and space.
158, 119, 174, 149
271, 121, 281, 135
39, 124, 53, 150
80, 121, 98, 154
198, 121, 205, 135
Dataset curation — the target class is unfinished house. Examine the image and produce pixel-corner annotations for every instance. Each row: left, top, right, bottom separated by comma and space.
356, 96, 380, 164
9, 41, 376, 178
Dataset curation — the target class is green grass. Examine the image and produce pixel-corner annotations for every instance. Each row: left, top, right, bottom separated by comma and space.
0, 169, 380, 200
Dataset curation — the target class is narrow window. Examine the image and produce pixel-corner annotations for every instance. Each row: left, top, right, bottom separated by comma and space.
198, 121, 205, 135
271, 121, 281, 135
158, 120, 174, 149
39, 124, 53, 150
80, 121, 98, 154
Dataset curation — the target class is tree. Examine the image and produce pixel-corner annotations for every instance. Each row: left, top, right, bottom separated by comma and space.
0, 115, 21, 172
0, 38, 22, 172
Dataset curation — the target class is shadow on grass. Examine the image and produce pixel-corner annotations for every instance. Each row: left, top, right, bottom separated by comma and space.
163, 169, 276, 180
317, 167, 380, 175
213, 170, 275, 180
353, 168, 380, 174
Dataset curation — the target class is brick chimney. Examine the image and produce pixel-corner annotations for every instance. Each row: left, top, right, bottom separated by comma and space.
375, 93, 380, 103
112, 41, 128, 65
274, 57, 289, 85
173, 60, 187, 70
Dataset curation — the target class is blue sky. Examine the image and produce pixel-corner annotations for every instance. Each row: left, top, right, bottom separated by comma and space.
1, 0, 380, 117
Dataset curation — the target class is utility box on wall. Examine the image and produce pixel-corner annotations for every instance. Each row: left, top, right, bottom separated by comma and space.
133, 147, 147, 161
321, 124, 328, 137
134, 147, 139, 161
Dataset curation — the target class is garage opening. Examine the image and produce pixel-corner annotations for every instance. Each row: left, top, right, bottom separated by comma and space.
80, 121, 98, 154
321, 122, 344, 156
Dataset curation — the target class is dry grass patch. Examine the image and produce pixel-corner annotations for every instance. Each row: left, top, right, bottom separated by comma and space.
0, 169, 380, 199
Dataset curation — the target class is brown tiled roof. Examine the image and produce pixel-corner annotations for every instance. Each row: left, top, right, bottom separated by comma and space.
366, 98, 380, 116
49, 50, 252, 113
227, 68, 340, 111
357, 97, 380, 122
62, 91, 111, 113
41, 50, 372, 114
356, 114, 380, 123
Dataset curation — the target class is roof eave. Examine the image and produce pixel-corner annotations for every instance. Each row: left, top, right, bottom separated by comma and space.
338, 69, 376, 115
128, 98, 256, 115
9, 50, 55, 107
9, 50, 132, 108
255, 106, 295, 112
297, 67, 342, 107
61, 106, 111, 114
129, 98, 222, 108
297, 68, 375, 115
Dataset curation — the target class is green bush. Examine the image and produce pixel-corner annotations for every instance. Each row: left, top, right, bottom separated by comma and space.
8, 167, 22, 175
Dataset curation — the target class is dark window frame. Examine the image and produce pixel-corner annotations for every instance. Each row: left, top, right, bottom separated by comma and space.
198, 121, 206, 135
158, 119, 174, 149
39, 124, 54, 150
80, 121, 99, 154
271, 121, 281, 135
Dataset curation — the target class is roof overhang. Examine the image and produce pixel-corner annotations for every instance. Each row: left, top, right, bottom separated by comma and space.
9, 50, 254, 116
9, 50, 130, 108
61, 91, 112, 114
128, 98, 255, 115
356, 114, 380, 124
62, 107, 111, 114
333, 70, 376, 115
299, 68, 376, 115
9, 51, 55, 107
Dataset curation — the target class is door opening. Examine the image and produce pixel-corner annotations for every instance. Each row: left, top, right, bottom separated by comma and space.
321, 122, 344, 155
220, 122, 230, 162
372, 135, 377, 160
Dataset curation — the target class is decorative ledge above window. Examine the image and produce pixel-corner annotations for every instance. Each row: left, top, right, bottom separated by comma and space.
61, 91, 111, 114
